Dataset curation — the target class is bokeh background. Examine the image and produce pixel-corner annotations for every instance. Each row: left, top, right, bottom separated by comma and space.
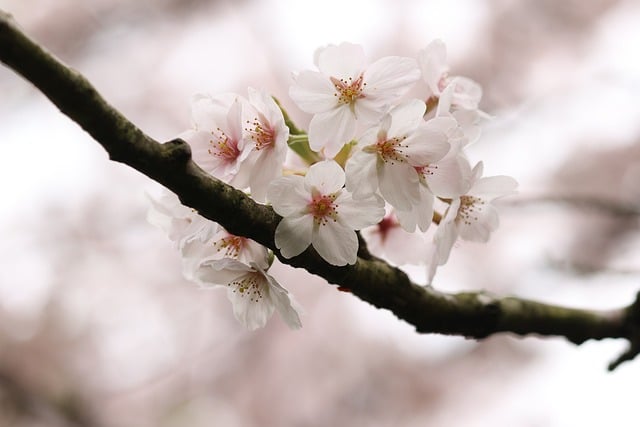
1, 0, 640, 426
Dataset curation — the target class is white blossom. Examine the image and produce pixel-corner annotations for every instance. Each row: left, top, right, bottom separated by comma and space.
267, 160, 384, 266
345, 99, 450, 212
242, 88, 289, 202
290, 42, 420, 158
419, 39, 482, 111
194, 258, 302, 330
428, 162, 517, 283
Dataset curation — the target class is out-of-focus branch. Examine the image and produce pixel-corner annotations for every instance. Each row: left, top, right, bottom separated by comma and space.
506, 194, 640, 217
1, 10, 639, 370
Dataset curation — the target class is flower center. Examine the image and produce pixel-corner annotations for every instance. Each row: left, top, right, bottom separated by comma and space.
331, 74, 366, 106
245, 116, 275, 151
209, 127, 240, 162
365, 134, 407, 164
308, 191, 339, 226
213, 235, 245, 258
229, 272, 264, 302
457, 195, 485, 225
415, 164, 438, 181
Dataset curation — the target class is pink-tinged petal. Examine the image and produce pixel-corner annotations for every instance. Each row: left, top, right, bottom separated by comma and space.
262, 273, 302, 330
181, 129, 220, 172
345, 149, 378, 198
194, 258, 251, 287
452, 109, 482, 145
396, 185, 435, 233
353, 100, 386, 124
419, 40, 448, 96
312, 221, 358, 266
403, 127, 450, 166
335, 192, 385, 230
304, 160, 345, 194
289, 71, 337, 113
378, 162, 420, 211
448, 76, 483, 110
246, 87, 283, 128
386, 99, 426, 137
267, 176, 308, 216
275, 214, 313, 258
249, 148, 285, 203
308, 106, 357, 158
190, 93, 236, 131
433, 201, 460, 264
469, 175, 518, 200
425, 116, 457, 134
458, 205, 499, 243
226, 273, 275, 330
363, 56, 421, 102
316, 42, 365, 78
426, 148, 473, 198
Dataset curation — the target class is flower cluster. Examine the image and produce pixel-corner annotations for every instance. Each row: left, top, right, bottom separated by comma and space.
148, 40, 517, 330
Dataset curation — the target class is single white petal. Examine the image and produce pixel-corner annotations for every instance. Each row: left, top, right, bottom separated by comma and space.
289, 70, 338, 113
190, 93, 237, 131
345, 149, 379, 198
249, 149, 285, 203
426, 148, 473, 198
378, 162, 420, 211
275, 214, 314, 258
403, 128, 450, 166
313, 221, 358, 266
335, 191, 385, 230
267, 176, 308, 216
304, 160, 345, 194
449, 76, 483, 110
469, 175, 518, 200
316, 42, 366, 78
363, 56, 421, 101
262, 272, 303, 330
308, 106, 357, 158
396, 185, 435, 233
418, 40, 448, 96
386, 99, 426, 137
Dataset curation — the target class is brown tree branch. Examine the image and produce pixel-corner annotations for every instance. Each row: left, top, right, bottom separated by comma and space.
1, 10, 638, 370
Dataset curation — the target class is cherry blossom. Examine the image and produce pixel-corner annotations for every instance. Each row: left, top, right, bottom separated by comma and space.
290, 42, 421, 158
419, 39, 482, 111
146, 189, 216, 252
194, 258, 302, 330
267, 160, 384, 266
345, 99, 450, 212
428, 162, 518, 283
361, 212, 429, 265
180, 93, 252, 188
242, 88, 289, 202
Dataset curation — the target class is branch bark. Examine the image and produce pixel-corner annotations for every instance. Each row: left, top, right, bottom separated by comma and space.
1, 10, 639, 369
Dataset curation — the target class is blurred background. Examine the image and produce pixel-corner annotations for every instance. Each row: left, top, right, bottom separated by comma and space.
1, 0, 640, 426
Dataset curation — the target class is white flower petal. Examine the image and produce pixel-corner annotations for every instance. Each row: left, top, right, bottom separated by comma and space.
403, 127, 450, 166
335, 192, 385, 230
289, 70, 338, 113
267, 176, 308, 216
386, 99, 426, 137
313, 221, 358, 266
458, 205, 499, 243
378, 162, 420, 211
363, 56, 420, 102
316, 42, 366, 78
345, 149, 378, 198
275, 214, 313, 259
304, 160, 345, 194
308, 106, 357, 158
263, 273, 302, 330
469, 175, 518, 200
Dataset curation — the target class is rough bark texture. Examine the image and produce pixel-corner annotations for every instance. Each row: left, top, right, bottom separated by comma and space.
1, 9, 638, 370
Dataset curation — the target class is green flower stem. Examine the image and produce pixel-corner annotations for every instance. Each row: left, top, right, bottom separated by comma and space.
287, 134, 322, 165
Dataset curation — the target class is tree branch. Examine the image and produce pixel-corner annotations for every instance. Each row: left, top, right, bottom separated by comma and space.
1, 10, 638, 369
